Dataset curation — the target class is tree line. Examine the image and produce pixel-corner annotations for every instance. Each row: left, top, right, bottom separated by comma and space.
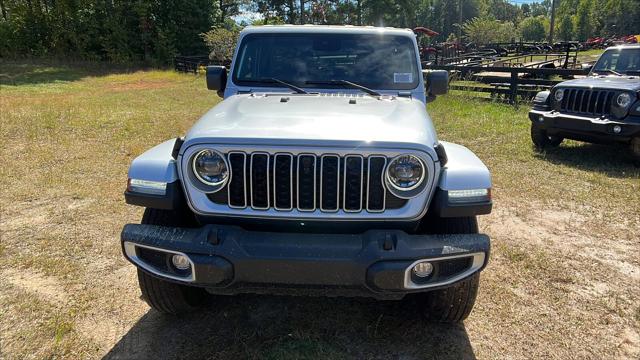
1, 0, 638, 64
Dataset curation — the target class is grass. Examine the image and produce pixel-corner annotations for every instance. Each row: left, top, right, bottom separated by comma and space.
1, 60, 639, 359
577, 48, 605, 63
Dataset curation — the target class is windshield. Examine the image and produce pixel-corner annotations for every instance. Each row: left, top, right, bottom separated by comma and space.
232, 33, 420, 90
591, 48, 640, 75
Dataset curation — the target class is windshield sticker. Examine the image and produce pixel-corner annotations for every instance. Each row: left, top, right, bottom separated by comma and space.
394, 73, 413, 83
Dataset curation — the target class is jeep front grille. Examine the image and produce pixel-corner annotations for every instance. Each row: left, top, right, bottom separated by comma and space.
209, 152, 406, 213
560, 88, 615, 116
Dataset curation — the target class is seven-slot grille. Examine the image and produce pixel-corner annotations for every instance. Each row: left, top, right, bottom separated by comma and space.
209, 152, 403, 213
559, 88, 615, 116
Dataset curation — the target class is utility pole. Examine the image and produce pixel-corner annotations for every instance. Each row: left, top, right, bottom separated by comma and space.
458, 0, 463, 42
548, 0, 557, 43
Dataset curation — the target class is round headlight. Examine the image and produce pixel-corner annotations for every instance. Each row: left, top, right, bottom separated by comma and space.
386, 155, 425, 191
616, 93, 632, 108
554, 88, 564, 102
192, 149, 229, 186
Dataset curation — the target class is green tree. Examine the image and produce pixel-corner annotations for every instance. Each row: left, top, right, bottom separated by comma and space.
202, 26, 240, 64
485, 0, 521, 22
520, 16, 546, 41
461, 17, 515, 44
600, 0, 640, 36
574, 0, 598, 41
529, 0, 551, 17
557, 15, 573, 41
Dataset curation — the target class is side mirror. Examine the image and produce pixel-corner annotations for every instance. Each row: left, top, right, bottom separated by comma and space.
425, 70, 448, 97
206, 66, 227, 95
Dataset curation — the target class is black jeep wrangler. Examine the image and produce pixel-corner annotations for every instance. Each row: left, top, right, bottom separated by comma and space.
529, 45, 640, 163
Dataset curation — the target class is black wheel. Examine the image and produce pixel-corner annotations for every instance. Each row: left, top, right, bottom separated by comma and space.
137, 208, 207, 314
418, 215, 478, 235
141, 207, 198, 227
421, 273, 480, 323
531, 123, 563, 151
137, 269, 207, 315
630, 137, 640, 167
413, 217, 481, 323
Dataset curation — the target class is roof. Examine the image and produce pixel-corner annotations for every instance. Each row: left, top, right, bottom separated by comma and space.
241, 25, 415, 37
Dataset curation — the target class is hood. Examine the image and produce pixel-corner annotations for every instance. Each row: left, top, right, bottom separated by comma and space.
558, 75, 640, 91
183, 93, 438, 151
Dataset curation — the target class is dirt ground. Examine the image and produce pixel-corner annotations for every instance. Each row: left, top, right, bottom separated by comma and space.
1, 63, 639, 359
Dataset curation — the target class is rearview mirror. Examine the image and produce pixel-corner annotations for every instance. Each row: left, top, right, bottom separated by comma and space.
206, 66, 227, 96
424, 70, 449, 97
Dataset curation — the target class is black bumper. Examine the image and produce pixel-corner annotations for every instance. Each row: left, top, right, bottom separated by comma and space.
529, 109, 640, 143
121, 224, 490, 299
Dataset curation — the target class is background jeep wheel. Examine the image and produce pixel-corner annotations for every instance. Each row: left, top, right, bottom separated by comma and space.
137, 208, 208, 314
531, 123, 563, 150
413, 217, 482, 323
631, 137, 640, 167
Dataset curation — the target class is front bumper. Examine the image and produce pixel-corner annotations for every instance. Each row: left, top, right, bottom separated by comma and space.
121, 224, 490, 299
529, 109, 640, 143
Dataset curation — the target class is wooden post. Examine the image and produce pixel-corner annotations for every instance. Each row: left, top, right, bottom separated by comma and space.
549, 0, 557, 44
510, 70, 518, 105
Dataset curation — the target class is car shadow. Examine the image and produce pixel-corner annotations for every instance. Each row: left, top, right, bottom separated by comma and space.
103, 294, 476, 360
535, 142, 639, 178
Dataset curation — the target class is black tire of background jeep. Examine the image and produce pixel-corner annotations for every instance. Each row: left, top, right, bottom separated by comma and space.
137, 208, 208, 315
413, 216, 481, 323
531, 123, 563, 150
630, 137, 640, 167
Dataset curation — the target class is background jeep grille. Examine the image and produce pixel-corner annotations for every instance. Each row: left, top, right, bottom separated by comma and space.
560, 88, 615, 117
208, 152, 407, 213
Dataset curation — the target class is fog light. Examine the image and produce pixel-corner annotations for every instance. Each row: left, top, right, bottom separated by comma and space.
412, 261, 433, 278
538, 116, 544, 122
171, 254, 191, 270
613, 125, 622, 134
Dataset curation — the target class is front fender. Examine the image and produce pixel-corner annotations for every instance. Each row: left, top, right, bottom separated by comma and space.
126, 138, 183, 210
431, 141, 492, 217
438, 141, 491, 191
128, 139, 179, 183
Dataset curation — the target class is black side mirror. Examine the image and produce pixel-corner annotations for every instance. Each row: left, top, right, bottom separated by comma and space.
424, 70, 449, 99
206, 66, 227, 95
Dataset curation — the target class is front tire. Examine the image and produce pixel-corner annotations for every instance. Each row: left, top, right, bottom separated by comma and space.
413, 216, 482, 323
137, 269, 207, 315
531, 123, 563, 150
137, 208, 207, 314
421, 273, 480, 323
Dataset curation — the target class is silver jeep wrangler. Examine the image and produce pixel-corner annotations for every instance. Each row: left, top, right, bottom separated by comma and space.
122, 25, 493, 323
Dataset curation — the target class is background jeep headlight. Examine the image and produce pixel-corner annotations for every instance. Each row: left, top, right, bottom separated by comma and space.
554, 88, 564, 102
616, 93, 632, 108
386, 155, 425, 191
192, 149, 229, 186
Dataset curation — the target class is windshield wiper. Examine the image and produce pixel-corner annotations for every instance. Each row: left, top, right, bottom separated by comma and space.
594, 69, 622, 76
305, 80, 382, 97
256, 78, 308, 94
